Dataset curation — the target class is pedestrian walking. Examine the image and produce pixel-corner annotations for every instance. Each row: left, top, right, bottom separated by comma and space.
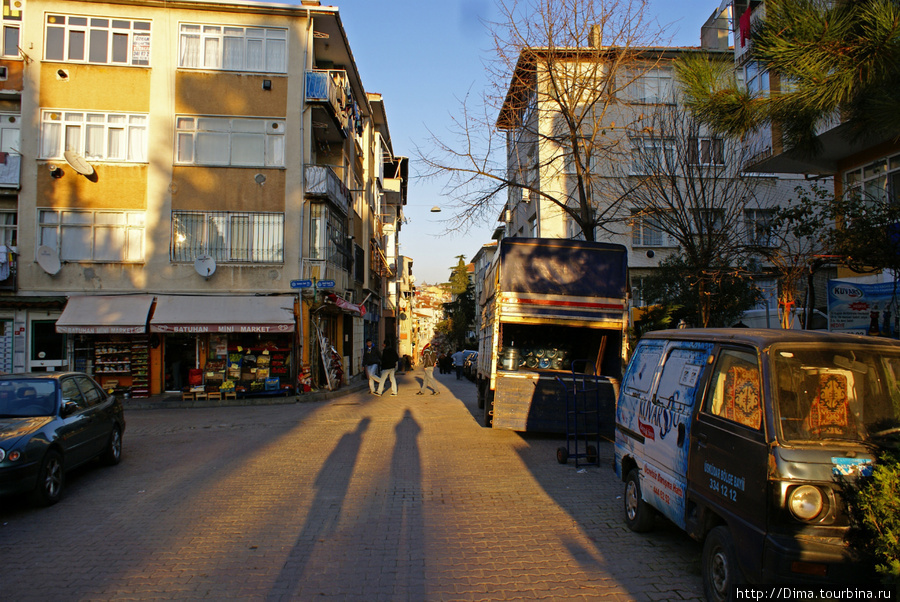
376, 340, 400, 396
451, 349, 465, 380
417, 344, 440, 395
363, 339, 384, 395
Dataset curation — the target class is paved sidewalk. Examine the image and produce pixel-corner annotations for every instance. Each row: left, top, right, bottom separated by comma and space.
0, 369, 703, 601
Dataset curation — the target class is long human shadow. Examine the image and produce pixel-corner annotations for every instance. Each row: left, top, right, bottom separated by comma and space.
266, 416, 370, 600
379, 408, 425, 597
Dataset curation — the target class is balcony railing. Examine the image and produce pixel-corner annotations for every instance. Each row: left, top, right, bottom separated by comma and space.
306, 69, 359, 138
305, 164, 351, 216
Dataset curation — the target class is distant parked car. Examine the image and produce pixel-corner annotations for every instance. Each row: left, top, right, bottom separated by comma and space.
0, 372, 126, 506
464, 352, 478, 380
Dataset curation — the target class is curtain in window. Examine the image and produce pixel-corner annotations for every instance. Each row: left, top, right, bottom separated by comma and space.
128, 124, 146, 162
266, 135, 284, 167
247, 38, 263, 71
223, 35, 242, 70
230, 215, 250, 261
41, 122, 61, 158
266, 39, 285, 73
196, 132, 229, 165
107, 128, 125, 160
207, 215, 227, 260
203, 37, 220, 69
94, 226, 126, 261
231, 133, 264, 166
84, 117, 105, 160
180, 32, 200, 67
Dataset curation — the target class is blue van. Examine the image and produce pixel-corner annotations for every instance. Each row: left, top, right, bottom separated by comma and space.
614, 329, 900, 600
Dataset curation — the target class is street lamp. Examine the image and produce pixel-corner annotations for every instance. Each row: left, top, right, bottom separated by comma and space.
430, 206, 441, 213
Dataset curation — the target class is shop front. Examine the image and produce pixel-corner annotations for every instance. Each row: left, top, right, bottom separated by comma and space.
149, 295, 298, 398
55, 294, 155, 397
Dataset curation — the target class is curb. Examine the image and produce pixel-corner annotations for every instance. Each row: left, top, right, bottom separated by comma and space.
122, 379, 370, 411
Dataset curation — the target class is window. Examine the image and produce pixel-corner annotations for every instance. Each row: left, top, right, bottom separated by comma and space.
627, 68, 674, 104
178, 24, 286, 73
631, 137, 675, 173
39, 209, 145, 262
309, 203, 350, 270
41, 111, 147, 162
175, 116, 284, 167
688, 137, 725, 165
745, 61, 769, 98
844, 153, 900, 203
171, 211, 283, 263
2, 0, 21, 58
0, 113, 20, 153
0, 210, 16, 246
631, 210, 671, 247
45, 14, 151, 66
704, 348, 762, 430
745, 208, 775, 247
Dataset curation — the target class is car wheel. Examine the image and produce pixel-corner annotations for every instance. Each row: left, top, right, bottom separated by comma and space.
624, 468, 654, 532
35, 449, 64, 506
702, 526, 743, 602
102, 425, 123, 466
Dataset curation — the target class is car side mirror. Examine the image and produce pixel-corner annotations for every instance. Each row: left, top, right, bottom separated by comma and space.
61, 400, 79, 417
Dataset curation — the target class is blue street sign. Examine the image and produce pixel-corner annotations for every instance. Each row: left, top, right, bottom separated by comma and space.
316, 280, 336, 289
290, 279, 313, 289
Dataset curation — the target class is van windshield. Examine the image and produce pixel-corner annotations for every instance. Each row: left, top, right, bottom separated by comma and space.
772, 343, 900, 446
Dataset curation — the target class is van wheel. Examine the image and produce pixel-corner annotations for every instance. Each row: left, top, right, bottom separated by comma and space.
703, 526, 742, 602
624, 469, 654, 532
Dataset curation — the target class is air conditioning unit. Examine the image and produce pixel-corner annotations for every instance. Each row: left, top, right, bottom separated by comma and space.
344, 290, 355, 303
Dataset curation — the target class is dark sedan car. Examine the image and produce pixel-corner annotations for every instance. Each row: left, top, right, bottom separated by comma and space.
0, 372, 125, 506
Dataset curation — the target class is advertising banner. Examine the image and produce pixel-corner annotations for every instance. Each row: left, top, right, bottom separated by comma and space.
827, 279, 900, 337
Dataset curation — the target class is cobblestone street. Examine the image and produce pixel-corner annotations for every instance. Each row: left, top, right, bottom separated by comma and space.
0, 371, 703, 601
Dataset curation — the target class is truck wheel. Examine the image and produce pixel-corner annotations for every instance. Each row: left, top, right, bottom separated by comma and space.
702, 526, 743, 602
556, 447, 568, 464
624, 468, 654, 532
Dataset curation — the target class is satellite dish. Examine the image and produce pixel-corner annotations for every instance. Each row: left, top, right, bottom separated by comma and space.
194, 254, 216, 278
36, 245, 61, 275
63, 150, 95, 176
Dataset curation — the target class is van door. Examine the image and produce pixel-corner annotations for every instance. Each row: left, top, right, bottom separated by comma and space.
687, 345, 769, 579
638, 341, 714, 529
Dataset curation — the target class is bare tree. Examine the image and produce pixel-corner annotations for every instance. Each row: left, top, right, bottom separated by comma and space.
611, 103, 772, 326
418, 0, 669, 238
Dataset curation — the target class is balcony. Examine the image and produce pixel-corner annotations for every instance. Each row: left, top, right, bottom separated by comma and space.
305, 164, 351, 216
0, 154, 21, 189
306, 69, 360, 141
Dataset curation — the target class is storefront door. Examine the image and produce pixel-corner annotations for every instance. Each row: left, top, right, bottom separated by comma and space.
31, 319, 67, 371
164, 334, 196, 392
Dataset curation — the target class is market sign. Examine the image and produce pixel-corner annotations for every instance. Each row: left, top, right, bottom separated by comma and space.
827, 279, 900, 337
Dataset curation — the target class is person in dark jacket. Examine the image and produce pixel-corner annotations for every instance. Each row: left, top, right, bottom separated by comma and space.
376, 341, 400, 396
363, 339, 383, 394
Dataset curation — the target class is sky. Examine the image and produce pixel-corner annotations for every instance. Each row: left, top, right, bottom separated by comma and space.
315, 0, 725, 284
